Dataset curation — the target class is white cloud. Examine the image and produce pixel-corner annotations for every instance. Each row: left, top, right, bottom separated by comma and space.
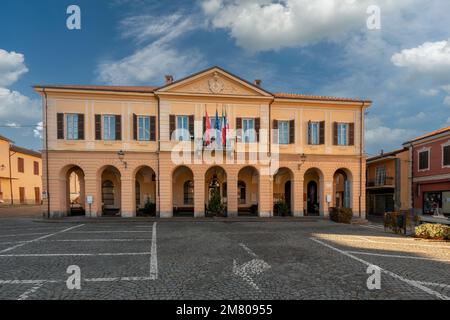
419, 88, 439, 96
391, 40, 450, 75
365, 125, 416, 153
0, 49, 29, 87
444, 96, 450, 106
0, 88, 41, 120
201, 0, 412, 52
98, 14, 204, 84
33, 122, 43, 139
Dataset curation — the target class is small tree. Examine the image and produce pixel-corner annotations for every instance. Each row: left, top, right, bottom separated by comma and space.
207, 189, 225, 217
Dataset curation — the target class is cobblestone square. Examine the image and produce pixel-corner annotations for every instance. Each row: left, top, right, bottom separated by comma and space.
0, 217, 448, 300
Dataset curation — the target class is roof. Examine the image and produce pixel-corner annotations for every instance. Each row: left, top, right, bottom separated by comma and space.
273, 92, 371, 103
367, 148, 408, 163
0, 134, 13, 143
10, 145, 42, 158
404, 125, 450, 144
33, 85, 158, 94
33, 66, 371, 104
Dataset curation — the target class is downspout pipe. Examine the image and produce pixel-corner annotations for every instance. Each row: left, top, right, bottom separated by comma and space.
359, 102, 365, 219
44, 88, 50, 218
156, 94, 161, 218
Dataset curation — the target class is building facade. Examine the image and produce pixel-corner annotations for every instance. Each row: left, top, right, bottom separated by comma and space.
34, 67, 370, 218
0, 135, 42, 205
366, 149, 410, 216
404, 126, 450, 216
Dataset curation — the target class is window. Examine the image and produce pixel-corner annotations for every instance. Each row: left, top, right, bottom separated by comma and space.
66, 114, 79, 140
243, 118, 255, 143
177, 116, 189, 141
418, 150, 429, 170
443, 145, 450, 167
337, 123, 348, 146
183, 180, 194, 205
238, 181, 246, 204
33, 161, 39, 175
278, 121, 289, 145
375, 166, 386, 186
138, 116, 150, 141
18, 157, 24, 173
103, 115, 116, 140
309, 122, 320, 145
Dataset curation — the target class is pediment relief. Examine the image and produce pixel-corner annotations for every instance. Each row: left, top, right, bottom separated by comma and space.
158, 68, 270, 97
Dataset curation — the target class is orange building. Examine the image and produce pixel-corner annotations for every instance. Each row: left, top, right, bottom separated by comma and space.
366, 148, 410, 216
34, 67, 371, 218
0, 135, 42, 205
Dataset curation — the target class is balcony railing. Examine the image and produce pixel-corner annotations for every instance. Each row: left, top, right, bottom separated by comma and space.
367, 177, 394, 187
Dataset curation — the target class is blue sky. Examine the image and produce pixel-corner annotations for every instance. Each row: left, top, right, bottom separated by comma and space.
1, 0, 450, 156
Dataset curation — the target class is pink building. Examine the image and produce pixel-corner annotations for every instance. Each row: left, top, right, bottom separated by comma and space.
403, 126, 450, 216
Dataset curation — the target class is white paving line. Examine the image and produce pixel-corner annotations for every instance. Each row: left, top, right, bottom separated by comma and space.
0, 252, 151, 257
239, 243, 259, 258
310, 237, 450, 300
347, 251, 450, 262
70, 230, 152, 234
0, 224, 85, 254
150, 222, 158, 280
319, 237, 450, 249
0, 238, 153, 245
0, 276, 153, 285
415, 281, 450, 289
0, 233, 49, 238
17, 282, 44, 300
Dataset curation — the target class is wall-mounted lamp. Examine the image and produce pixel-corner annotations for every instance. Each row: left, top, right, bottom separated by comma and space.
0, 164, 5, 171
117, 150, 128, 169
298, 153, 307, 170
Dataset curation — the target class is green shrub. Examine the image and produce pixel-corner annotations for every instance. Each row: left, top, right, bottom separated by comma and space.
207, 189, 225, 217
274, 200, 289, 217
415, 224, 450, 240
329, 207, 353, 224
142, 198, 156, 215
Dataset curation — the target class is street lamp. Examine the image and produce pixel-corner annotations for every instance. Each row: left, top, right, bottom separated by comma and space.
0, 164, 5, 171
298, 153, 307, 170
117, 150, 128, 169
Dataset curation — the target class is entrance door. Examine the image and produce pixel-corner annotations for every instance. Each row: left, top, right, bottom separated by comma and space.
307, 181, 319, 215
284, 181, 292, 214
34, 187, 40, 204
19, 187, 25, 204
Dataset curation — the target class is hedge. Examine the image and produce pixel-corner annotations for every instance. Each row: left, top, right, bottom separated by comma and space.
415, 224, 450, 240
329, 207, 353, 224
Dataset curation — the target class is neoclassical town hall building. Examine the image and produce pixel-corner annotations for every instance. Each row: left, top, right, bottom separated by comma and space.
35, 67, 371, 218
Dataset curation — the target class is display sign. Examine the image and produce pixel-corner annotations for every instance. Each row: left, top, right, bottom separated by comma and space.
86, 196, 93, 204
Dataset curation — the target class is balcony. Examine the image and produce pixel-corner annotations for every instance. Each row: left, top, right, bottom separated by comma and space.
367, 177, 395, 188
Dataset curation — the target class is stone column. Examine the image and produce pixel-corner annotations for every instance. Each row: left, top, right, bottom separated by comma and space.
227, 167, 238, 217
121, 176, 135, 218
194, 170, 205, 218
84, 176, 100, 217
293, 177, 304, 217
259, 173, 272, 217
321, 178, 333, 217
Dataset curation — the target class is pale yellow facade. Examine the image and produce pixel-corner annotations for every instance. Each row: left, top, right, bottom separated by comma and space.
35, 67, 370, 218
0, 136, 42, 205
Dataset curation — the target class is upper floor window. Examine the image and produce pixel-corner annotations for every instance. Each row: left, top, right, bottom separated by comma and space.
418, 150, 429, 171
66, 114, 79, 140
33, 161, 39, 176
337, 123, 348, 146
103, 115, 116, 140
18, 157, 24, 173
138, 116, 150, 141
278, 121, 289, 145
243, 118, 256, 143
309, 122, 320, 145
443, 145, 450, 167
177, 116, 190, 141
375, 166, 386, 186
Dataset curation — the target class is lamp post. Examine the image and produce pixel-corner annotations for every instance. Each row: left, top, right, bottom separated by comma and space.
117, 150, 127, 169
298, 153, 307, 170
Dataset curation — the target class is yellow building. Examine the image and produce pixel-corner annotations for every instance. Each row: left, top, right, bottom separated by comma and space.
34, 66, 371, 218
0, 135, 42, 205
366, 148, 410, 216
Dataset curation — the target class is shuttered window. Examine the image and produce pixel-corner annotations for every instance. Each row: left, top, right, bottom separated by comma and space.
418, 150, 429, 170
66, 114, 79, 140
243, 118, 256, 143
103, 115, 116, 140
33, 161, 39, 175
18, 157, 24, 173
278, 121, 289, 145
57, 113, 64, 139
138, 116, 150, 141
337, 123, 348, 146
443, 145, 450, 166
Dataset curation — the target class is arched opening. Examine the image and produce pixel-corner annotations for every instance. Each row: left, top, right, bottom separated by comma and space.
100, 166, 121, 216
273, 167, 294, 216
237, 166, 259, 216
205, 166, 227, 216
333, 169, 352, 209
172, 166, 194, 217
135, 166, 157, 217
63, 166, 85, 216
304, 168, 323, 216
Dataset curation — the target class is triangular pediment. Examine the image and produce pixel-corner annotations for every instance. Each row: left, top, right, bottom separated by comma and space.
156, 67, 272, 97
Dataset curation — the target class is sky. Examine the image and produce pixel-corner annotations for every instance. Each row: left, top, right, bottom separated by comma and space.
1, 0, 450, 156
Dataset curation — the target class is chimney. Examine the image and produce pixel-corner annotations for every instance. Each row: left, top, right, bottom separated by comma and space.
165, 75, 174, 85
253, 79, 262, 87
